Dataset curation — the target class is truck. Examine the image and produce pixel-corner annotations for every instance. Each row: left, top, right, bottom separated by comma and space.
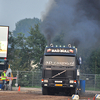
41, 44, 82, 95
0, 26, 13, 90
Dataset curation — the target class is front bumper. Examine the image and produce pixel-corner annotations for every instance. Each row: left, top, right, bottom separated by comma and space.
42, 82, 77, 88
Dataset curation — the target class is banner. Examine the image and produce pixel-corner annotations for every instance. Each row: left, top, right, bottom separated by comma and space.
0, 26, 9, 58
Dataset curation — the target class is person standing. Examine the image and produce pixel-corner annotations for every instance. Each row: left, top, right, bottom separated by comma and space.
1, 69, 7, 90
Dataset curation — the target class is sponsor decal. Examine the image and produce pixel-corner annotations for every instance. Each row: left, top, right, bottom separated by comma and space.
47, 48, 74, 53
69, 49, 74, 53
45, 61, 75, 66
47, 49, 51, 52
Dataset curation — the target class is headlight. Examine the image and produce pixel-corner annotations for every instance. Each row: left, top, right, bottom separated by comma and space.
70, 85, 73, 87
44, 80, 48, 83
69, 80, 74, 83
44, 84, 48, 86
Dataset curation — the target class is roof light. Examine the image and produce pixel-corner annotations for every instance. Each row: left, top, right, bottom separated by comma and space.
63, 45, 65, 47
50, 43, 53, 47
59, 45, 61, 47
56, 45, 58, 47
68, 44, 71, 48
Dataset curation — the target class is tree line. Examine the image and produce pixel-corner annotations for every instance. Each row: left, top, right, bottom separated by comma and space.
8, 24, 46, 71
7, 18, 100, 74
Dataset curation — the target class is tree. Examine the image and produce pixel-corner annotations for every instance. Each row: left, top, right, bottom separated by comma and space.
8, 33, 32, 71
8, 24, 46, 71
87, 49, 100, 74
13, 18, 41, 37
8, 31, 17, 62
26, 24, 47, 68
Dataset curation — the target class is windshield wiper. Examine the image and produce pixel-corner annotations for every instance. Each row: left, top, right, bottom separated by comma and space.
52, 70, 66, 78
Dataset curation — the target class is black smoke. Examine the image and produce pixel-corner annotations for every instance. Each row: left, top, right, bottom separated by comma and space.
41, 0, 100, 48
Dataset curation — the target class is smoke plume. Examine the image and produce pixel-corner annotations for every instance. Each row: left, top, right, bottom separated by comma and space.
41, 0, 100, 48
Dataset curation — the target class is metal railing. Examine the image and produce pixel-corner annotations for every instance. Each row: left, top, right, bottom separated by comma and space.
12, 70, 42, 88
80, 74, 100, 91
12, 71, 100, 91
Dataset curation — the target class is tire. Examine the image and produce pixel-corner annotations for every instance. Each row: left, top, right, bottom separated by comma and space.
77, 89, 80, 96
71, 88, 76, 95
42, 87, 48, 95
48, 88, 55, 95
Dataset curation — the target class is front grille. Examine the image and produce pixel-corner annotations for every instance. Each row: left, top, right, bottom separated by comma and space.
67, 71, 74, 78
52, 70, 66, 78
44, 70, 51, 78
44, 70, 76, 79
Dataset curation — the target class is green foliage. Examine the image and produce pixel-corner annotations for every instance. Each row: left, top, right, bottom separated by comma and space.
80, 48, 100, 74
26, 24, 47, 66
8, 24, 46, 71
8, 33, 32, 71
87, 49, 100, 74
8, 31, 16, 59
13, 18, 41, 37
79, 48, 92, 74
8, 17, 100, 73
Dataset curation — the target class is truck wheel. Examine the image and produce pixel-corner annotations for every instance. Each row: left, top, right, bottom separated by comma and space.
77, 89, 80, 96
42, 87, 48, 95
71, 88, 76, 95
48, 88, 55, 95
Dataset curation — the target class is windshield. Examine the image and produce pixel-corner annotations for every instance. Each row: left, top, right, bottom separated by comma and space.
43, 56, 75, 66
0, 61, 5, 65
0, 65, 5, 70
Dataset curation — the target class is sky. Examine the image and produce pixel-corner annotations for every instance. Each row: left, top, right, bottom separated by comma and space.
0, 0, 49, 31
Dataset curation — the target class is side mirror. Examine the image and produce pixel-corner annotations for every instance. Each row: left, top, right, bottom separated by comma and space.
78, 57, 82, 65
40, 57, 43, 65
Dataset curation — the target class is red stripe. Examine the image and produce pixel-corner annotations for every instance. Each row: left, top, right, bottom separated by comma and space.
0, 77, 17, 79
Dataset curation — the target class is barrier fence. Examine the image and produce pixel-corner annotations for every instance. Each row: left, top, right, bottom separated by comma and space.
12, 70, 42, 88
80, 74, 100, 91
12, 71, 100, 91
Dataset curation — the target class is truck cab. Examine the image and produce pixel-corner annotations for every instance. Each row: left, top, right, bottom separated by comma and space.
41, 44, 81, 95
0, 59, 9, 75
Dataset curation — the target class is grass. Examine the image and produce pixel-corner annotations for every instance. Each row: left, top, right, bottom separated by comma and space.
12, 86, 41, 88
86, 87, 100, 91
25, 86, 41, 88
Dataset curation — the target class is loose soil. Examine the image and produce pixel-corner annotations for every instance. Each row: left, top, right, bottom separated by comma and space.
0, 88, 99, 100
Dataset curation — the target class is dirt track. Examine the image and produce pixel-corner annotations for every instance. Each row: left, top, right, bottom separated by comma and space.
0, 87, 99, 100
